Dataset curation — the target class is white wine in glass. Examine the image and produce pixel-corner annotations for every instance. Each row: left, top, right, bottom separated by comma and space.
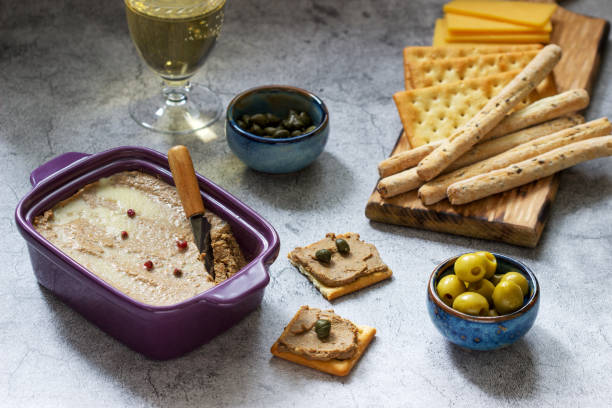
125, 0, 226, 133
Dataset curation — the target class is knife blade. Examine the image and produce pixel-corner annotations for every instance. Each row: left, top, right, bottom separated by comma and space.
167, 145, 215, 279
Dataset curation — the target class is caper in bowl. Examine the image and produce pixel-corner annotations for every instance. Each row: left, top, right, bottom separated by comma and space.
237, 110, 316, 139
226, 85, 329, 174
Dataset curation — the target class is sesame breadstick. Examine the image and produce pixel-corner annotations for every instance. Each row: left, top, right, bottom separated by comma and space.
376, 115, 582, 199
487, 89, 589, 139
378, 90, 587, 179
416, 44, 562, 181
447, 136, 612, 205
447, 114, 584, 172
418, 117, 611, 205
377, 168, 423, 198
378, 143, 442, 179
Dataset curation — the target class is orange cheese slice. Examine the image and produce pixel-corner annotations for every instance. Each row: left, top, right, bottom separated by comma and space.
433, 19, 506, 47
446, 31, 550, 44
444, 1, 557, 28
435, 18, 549, 45
433, 19, 487, 47
446, 13, 552, 34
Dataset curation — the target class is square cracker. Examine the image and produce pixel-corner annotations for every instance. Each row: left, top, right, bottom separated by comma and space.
393, 70, 556, 147
290, 260, 392, 300
404, 43, 542, 89
271, 324, 376, 377
407, 50, 539, 89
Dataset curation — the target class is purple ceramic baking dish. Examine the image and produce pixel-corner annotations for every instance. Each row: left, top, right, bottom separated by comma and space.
15, 146, 279, 360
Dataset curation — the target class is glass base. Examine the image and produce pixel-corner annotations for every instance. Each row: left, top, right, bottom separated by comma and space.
128, 82, 222, 134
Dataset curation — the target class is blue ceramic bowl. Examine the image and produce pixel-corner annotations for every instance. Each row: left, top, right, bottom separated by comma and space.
427, 253, 539, 351
226, 85, 329, 174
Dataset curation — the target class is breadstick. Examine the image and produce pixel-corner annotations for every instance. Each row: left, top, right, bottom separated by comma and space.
377, 115, 582, 199
378, 101, 585, 179
378, 143, 441, 178
416, 44, 562, 181
447, 115, 584, 172
377, 168, 423, 198
487, 89, 590, 138
448, 136, 612, 205
418, 117, 611, 205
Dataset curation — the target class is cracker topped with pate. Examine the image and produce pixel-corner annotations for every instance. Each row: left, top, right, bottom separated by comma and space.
270, 306, 376, 376
288, 233, 392, 300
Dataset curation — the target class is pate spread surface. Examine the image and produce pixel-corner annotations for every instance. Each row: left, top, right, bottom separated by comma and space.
277, 306, 358, 361
33, 171, 246, 306
288, 233, 389, 287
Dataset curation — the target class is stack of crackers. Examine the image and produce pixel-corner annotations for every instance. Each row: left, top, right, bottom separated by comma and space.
376, 44, 612, 205
399, 44, 553, 146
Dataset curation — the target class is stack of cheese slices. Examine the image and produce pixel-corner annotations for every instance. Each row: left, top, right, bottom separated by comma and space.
379, 44, 612, 206
434, 0, 557, 47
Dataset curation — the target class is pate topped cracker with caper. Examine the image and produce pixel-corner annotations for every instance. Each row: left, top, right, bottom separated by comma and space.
288, 233, 392, 300
270, 306, 376, 376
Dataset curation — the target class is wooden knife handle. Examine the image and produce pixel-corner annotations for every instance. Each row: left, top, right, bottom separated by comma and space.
168, 145, 205, 218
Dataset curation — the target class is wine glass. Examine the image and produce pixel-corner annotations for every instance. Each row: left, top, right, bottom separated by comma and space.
125, 0, 226, 134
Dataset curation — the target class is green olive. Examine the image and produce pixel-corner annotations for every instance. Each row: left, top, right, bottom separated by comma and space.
452, 292, 489, 316
492, 280, 524, 314
487, 309, 499, 317
314, 319, 331, 339
237, 120, 246, 129
241, 114, 251, 126
250, 113, 268, 126
290, 130, 302, 137
436, 274, 465, 307
501, 272, 529, 296
304, 125, 317, 133
335, 238, 350, 254
315, 249, 332, 263
273, 129, 290, 138
467, 278, 495, 306
490, 274, 504, 286
474, 251, 497, 278
454, 253, 487, 282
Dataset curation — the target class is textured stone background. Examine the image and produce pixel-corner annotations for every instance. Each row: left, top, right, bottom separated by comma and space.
1, 0, 611, 407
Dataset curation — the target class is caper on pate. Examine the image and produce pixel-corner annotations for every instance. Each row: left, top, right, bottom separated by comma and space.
271, 306, 377, 376
289, 233, 390, 287
276, 306, 358, 360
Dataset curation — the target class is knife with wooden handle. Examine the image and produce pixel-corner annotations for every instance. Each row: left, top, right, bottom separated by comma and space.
168, 145, 215, 279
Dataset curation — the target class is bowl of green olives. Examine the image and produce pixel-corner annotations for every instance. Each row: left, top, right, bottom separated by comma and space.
427, 252, 539, 351
226, 85, 329, 173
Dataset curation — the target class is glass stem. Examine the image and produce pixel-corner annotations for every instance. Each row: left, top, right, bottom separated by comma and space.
163, 80, 191, 105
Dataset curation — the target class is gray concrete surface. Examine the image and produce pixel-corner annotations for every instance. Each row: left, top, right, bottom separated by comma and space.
1, 0, 611, 406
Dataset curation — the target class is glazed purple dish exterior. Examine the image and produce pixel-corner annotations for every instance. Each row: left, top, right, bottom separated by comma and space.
15, 146, 280, 360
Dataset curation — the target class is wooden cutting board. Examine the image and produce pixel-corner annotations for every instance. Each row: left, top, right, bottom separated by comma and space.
365, 2, 609, 247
